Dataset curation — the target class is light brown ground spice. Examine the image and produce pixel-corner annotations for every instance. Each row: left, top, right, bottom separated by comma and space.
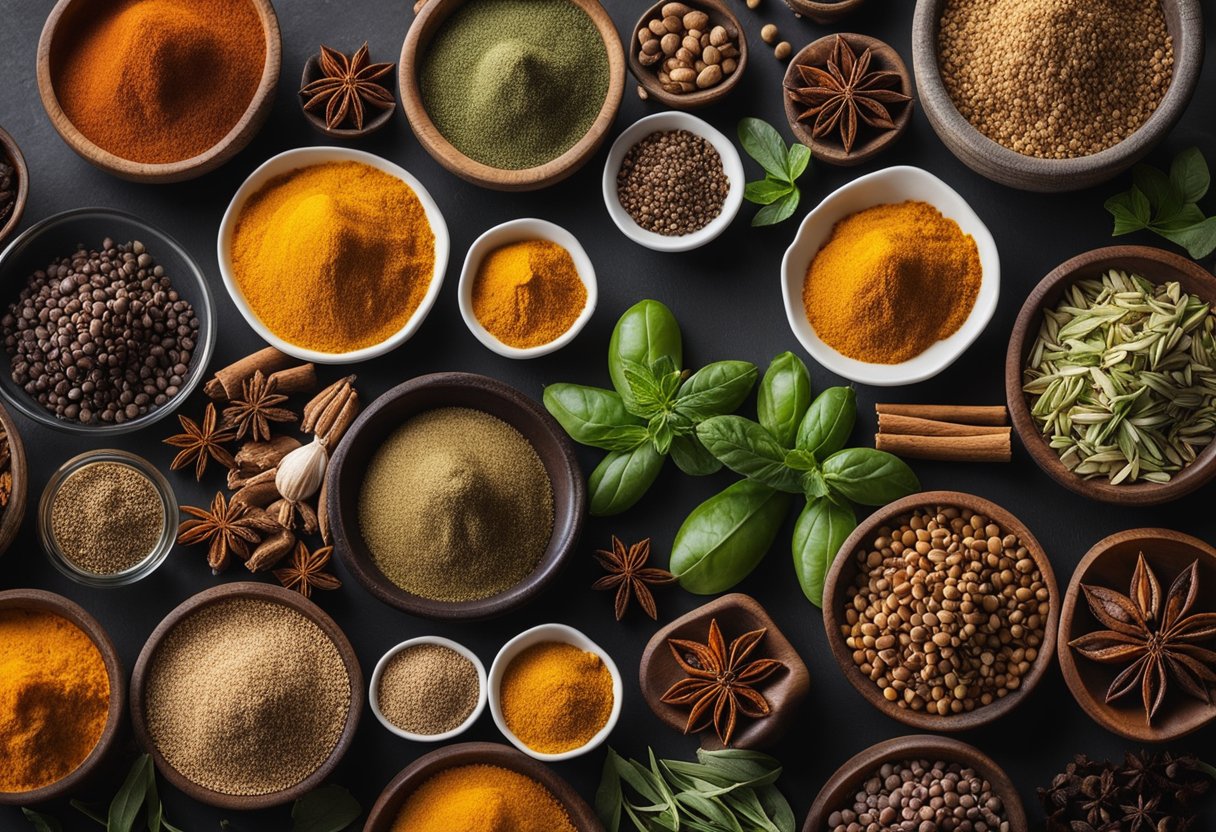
377, 643, 480, 735
50, 462, 164, 574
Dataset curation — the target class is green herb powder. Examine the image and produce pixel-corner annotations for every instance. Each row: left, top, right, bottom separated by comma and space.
419, 0, 609, 170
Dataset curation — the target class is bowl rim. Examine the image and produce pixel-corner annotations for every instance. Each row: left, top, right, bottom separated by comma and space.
1003, 245, 1216, 505
601, 111, 745, 252
487, 623, 623, 762
0, 588, 126, 805
626, 0, 748, 110
369, 635, 488, 742
0, 207, 217, 434
128, 581, 365, 811
298, 51, 397, 139
0, 398, 28, 560
821, 490, 1060, 732
780, 165, 1000, 386
0, 126, 29, 245
215, 145, 451, 364
456, 218, 598, 359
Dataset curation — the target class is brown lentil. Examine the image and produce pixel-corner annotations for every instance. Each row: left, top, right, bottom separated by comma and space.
616, 130, 728, 236
828, 758, 1010, 832
377, 643, 480, 736
50, 461, 163, 574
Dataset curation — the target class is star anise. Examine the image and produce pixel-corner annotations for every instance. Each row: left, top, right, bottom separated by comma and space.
1070, 553, 1216, 724
221, 371, 296, 442
659, 619, 785, 746
299, 43, 395, 131
178, 492, 279, 573
592, 536, 676, 620
785, 35, 911, 154
274, 542, 341, 598
164, 403, 237, 480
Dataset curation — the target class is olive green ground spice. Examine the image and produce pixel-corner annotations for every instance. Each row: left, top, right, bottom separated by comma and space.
377, 643, 480, 735
419, 0, 609, 170
50, 461, 164, 574
358, 407, 554, 602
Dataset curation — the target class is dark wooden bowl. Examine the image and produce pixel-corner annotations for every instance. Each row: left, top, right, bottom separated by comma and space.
627, 0, 748, 110
299, 51, 397, 139
802, 735, 1028, 831
0, 399, 28, 560
129, 582, 364, 810
784, 0, 868, 24
639, 593, 810, 750
0, 126, 28, 245
327, 372, 586, 620
1058, 528, 1216, 742
35, 0, 281, 183
912, 0, 1203, 192
399, 0, 625, 191
783, 34, 913, 167
1005, 246, 1216, 505
822, 491, 1059, 732
0, 589, 125, 805
364, 741, 603, 831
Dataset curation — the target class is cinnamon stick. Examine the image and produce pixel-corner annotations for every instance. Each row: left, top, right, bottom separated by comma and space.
876, 433, 1011, 462
204, 347, 296, 400
267, 363, 318, 395
875, 404, 1008, 426
879, 414, 1011, 438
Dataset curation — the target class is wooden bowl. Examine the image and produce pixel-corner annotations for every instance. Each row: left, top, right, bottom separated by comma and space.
0, 126, 28, 245
627, 0, 748, 110
1058, 528, 1216, 743
0, 589, 125, 805
1005, 246, 1216, 505
784, 0, 868, 24
783, 34, 913, 167
299, 51, 397, 139
640, 593, 810, 750
129, 582, 364, 810
326, 372, 586, 620
822, 491, 1060, 732
0, 399, 27, 561
36, 0, 281, 183
911, 0, 1204, 192
364, 741, 602, 831
399, 0, 626, 191
802, 735, 1028, 831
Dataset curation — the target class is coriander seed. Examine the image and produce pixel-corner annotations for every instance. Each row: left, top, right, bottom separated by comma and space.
616, 130, 729, 237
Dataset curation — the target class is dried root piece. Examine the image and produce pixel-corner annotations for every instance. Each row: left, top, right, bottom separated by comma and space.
318, 476, 331, 546
231, 479, 280, 510
235, 436, 301, 474
246, 527, 296, 572
228, 465, 278, 492
269, 498, 320, 536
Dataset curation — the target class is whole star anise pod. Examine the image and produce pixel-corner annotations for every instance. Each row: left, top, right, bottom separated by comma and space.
592, 536, 676, 620
1069, 553, 1216, 724
178, 492, 279, 573
659, 619, 785, 746
164, 403, 237, 480
299, 43, 395, 131
785, 35, 911, 154
222, 370, 296, 442
274, 542, 341, 598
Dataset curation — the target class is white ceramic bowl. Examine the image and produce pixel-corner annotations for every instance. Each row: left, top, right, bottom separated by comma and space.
457, 219, 598, 359
780, 165, 1000, 386
369, 636, 487, 743
216, 146, 450, 364
488, 623, 622, 762
602, 112, 745, 252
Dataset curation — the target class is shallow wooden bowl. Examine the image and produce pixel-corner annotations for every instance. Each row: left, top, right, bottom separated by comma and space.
299, 51, 397, 139
783, 34, 913, 167
822, 490, 1059, 732
0, 589, 125, 806
129, 582, 364, 811
639, 593, 810, 750
627, 0, 748, 110
326, 372, 586, 620
364, 741, 603, 831
911, 0, 1203, 192
1005, 246, 1216, 505
803, 735, 1028, 831
0, 127, 28, 245
399, 0, 625, 190
784, 0, 868, 24
0, 399, 27, 560
36, 0, 281, 183
1059, 528, 1216, 742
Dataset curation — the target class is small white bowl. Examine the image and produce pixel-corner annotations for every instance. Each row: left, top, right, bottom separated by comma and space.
369, 636, 487, 743
780, 165, 1000, 386
602, 112, 744, 252
216, 146, 451, 364
457, 219, 598, 359
488, 623, 622, 762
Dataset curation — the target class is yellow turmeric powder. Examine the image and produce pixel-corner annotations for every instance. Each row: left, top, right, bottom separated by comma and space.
0, 609, 110, 793
471, 239, 587, 348
390, 764, 577, 832
803, 201, 981, 364
230, 161, 436, 354
500, 641, 613, 754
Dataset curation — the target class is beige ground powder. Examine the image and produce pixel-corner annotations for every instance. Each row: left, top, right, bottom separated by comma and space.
377, 643, 480, 735
51, 461, 163, 574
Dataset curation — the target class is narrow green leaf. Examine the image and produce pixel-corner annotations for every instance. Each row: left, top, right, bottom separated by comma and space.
757, 352, 811, 448
744, 178, 793, 206
291, 784, 362, 832
596, 749, 625, 832
675, 360, 758, 420
796, 387, 856, 459
589, 443, 666, 516
109, 756, 153, 832
21, 809, 62, 832
737, 117, 790, 181
70, 800, 106, 827
785, 143, 811, 182
792, 498, 856, 606
751, 189, 799, 226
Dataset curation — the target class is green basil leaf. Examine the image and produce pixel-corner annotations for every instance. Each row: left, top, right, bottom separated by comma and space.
649, 412, 676, 455
744, 178, 792, 206
596, 750, 625, 832
108, 756, 152, 832
1133, 162, 1183, 221
796, 386, 856, 458
757, 352, 811, 448
620, 358, 669, 418
21, 809, 62, 832
801, 467, 830, 499
1157, 215, 1216, 260
751, 188, 799, 227
696, 416, 804, 493
589, 443, 666, 516
785, 143, 811, 182
822, 448, 919, 505
670, 480, 793, 594
792, 498, 856, 606
671, 433, 723, 476
675, 360, 758, 420
291, 785, 362, 832
609, 300, 683, 410
543, 384, 648, 450
1170, 147, 1210, 204
737, 117, 790, 181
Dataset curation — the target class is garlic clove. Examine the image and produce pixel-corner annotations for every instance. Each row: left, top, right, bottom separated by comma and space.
275, 438, 328, 503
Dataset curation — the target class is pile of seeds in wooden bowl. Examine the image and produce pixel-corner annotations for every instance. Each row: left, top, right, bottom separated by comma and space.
635, 3, 740, 94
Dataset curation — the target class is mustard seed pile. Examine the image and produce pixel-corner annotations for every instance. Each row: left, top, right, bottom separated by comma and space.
50, 461, 164, 574
841, 506, 1050, 716
143, 598, 351, 796
377, 643, 481, 735
617, 130, 728, 236
937, 0, 1174, 159
828, 758, 1010, 832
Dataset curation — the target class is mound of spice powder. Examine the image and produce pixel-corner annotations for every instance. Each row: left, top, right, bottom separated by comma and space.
500, 641, 613, 754
54, 0, 265, 164
376, 643, 481, 736
391, 764, 577, 832
471, 240, 587, 348
50, 461, 165, 575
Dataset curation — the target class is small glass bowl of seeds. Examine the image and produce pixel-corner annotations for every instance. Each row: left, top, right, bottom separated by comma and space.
37, 449, 178, 587
369, 635, 487, 742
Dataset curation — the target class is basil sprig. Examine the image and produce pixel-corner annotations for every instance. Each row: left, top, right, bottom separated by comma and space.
544, 300, 757, 516
738, 117, 810, 227
1105, 147, 1216, 259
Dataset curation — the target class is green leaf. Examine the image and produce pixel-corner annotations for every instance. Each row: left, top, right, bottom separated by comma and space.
543, 384, 648, 451
291, 785, 362, 832
796, 387, 857, 459
801, 467, 830, 500
755, 784, 797, 832
737, 118, 790, 181
589, 443, 666, 516
783, 448, 818, 471
1152, 202, 1205, 231
1133, 162, 1183, 221
757, 352, 811, 448
674, 360, 758, 420
648, 412, 676, 455
21, 809, 62, 832
696, 416, 804, 492
162, 823, 184, 832
822, 448, 919, 505
696, 749, 783, 783
792, 498, 856, 606
109, 756, 153, 832
785, 143, 811, 181
1105, 187, 1152, 235
1170, 147, 1210, 204
670, 433, 723, 476
70, 801, 106, 827
609, 300, 683, 411
1157, 215, 1216, 260
751, 189, 799, 227
146, 756, 162, 832
744, 178, 793, 206
621, 359, 672, 418
596, 749, 625, 832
